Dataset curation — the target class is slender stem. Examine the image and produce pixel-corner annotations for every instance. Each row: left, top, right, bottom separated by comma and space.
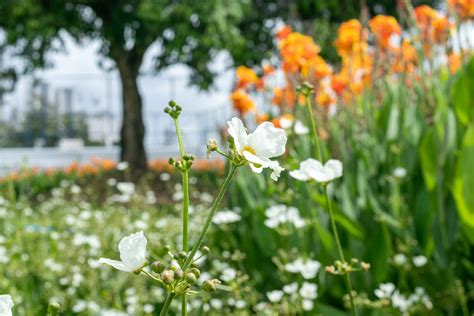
159, 165, 238, 315
159, 293, 176, 316
182, 165, 237, 270
305, 92, 357, 316
456, 279, 469, 316
181, 296, 187, 316
305, 95, 323, 161
173, 117, 189, 315
141, 270, 166, 287
324, 186, 357, 316
182, 171, 189, 251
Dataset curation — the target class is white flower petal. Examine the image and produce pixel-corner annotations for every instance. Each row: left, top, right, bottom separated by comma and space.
118, 231, 147, 271
0, 295, 14, 316
227, 118, 248, 153
248, 122, 287, 158
99, 258, 131, 272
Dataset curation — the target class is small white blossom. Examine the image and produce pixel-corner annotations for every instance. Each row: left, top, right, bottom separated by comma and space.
302, 299, 314, 311
267, 290, 284, 303
299, 282, 318, 300
284, 258, 321, 279
290, 158, 343, 183
394, 253, 407, 266
374, 282, 395, 299
283, 282, 298, 294
393, 167, 407, 179
99, 231, 147, 272
264, 205, 305, 229
228, 117, 287, 181
412, 255, 427, 267
294, 121, 309, 135
212, 210, 241, 225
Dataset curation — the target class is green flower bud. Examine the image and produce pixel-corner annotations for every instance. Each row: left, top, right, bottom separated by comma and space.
161, 270, 175, 284
169, 100, 178, 108
189, 267, 201, 278
174, 268, 184, 279
48, 302, 60, 315
151, 261, 166, 273
202, 279, 221, 292
201, 246, 210, 255
185, 272, 197, 284
177, 251, 188, 260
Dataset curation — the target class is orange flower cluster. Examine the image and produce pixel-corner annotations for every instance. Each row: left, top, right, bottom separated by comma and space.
448, 0, 474, 20
230, 89, 256, 116
369, 15, 402, 50
148, 158, 225, 175
415, 5, 451, 46
230, 3, 472, 125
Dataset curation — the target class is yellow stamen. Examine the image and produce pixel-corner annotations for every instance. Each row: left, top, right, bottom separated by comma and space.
242, 146, 256, 155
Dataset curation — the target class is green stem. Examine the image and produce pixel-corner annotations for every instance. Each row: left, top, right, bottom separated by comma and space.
305, 95, 323, 161
305, 92, 357, 316
173, 117, 189, 315
324, 186, 357, 316
159, 293, 176, 316
456, 279, 469, 316
159, 165, 238, 315
182, 165, 237, 270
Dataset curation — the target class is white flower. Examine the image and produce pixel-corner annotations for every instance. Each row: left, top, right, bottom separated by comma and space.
392, 290, 411, 312
299, 282, 318, 300
283, 282, 298, 294
290, 158, 343, 183
393, 167, 407, 178
264, 205, 305, 229
374, 283, 395, 299
284, 258, 321, 279
294, 121, 309, 135
267, 290, 284, 303
117, 161, 129, 170
227, 118, 287, 181
412, 255, 427, 267
302, 299, 314, 311
99, 231, 147, 272
393, 253, 407, 266
117, 182, 135, 196
212, 210, 241, 225
0, 295, 14, 316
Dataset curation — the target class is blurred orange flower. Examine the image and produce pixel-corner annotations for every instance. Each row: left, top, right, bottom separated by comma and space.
448, 0, 474, 20
279, 32, 321, 76
236, 66, 258, 89
276, 25, 292, 40
369, 15, 401, 49
230, 89, 256, 115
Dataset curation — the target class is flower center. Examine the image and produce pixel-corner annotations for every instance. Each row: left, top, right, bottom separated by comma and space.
242, 146, 256, 155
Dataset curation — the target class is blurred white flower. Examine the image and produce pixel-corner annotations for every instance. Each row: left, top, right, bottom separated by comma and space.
117, 182, 135, 196
264, 205, 305, 229
294, 121, 309, 135
117, 162, 129, 171
159, 172, 171, 182
299, 282, 318, 300
283, 282, 298, 294
212, 210, 241, 225
393, 167, 407, 179
394, 253, 407, 266
0, 295, 14, 316
374, 282, 395, 299
228, 117, 287, 181
267, 290, 284, 303
392, 290, 411, 313
220, 267, 237, 282
284, 258, 321, 279
302, 299, 314, 311
412, 255, 427, 267
107, 178, 117, 186
290, 159, 343, 183
99, 231, 147, 272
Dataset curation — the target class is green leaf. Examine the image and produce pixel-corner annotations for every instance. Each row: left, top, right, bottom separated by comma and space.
386, 104, 400, 141
452, 124, 474, 228
419, 127, 437, 191
452, 57, 474, 125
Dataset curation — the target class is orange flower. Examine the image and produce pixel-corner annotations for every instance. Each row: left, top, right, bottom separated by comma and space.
314, 56, 333, 79
263, 64, 275, 76
255, 113, 269, 125
448, 53, 462, 73
448, 0, 474, 20
415, 5, 450, 44
255, 78, 265, 91
315, 88, 336, 107
279, 32, 321, 76
276, 25, 292, 40
236, 66, 258, 89
230, 89, 256, 115
369, 15, 401, 49
334, 19, 366, 57
331, 74, 348, 96
272, 85, 296, 108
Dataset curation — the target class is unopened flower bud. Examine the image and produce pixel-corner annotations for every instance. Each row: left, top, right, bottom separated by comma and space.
169, 100, 178, 108
48, 302, 60, 315
168, 157, 175, 165
151, 261, 166, 273
175, 268, 184, 279
361, 262, 371, 271
161, 270, 175, 284
206, 139, 218, 155
189, 267, 201, 278
325, 265, 336, 274
350, 258, 359, 264
185, 272, 197, 284
202, 279, 221, 292
176, 251, 187, 260
201, 246, 210, 255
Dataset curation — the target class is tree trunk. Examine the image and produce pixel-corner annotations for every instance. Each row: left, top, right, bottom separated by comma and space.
115, 53, 148, 174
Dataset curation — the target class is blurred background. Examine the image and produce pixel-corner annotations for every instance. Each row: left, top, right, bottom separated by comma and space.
0, 0, 437, 175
